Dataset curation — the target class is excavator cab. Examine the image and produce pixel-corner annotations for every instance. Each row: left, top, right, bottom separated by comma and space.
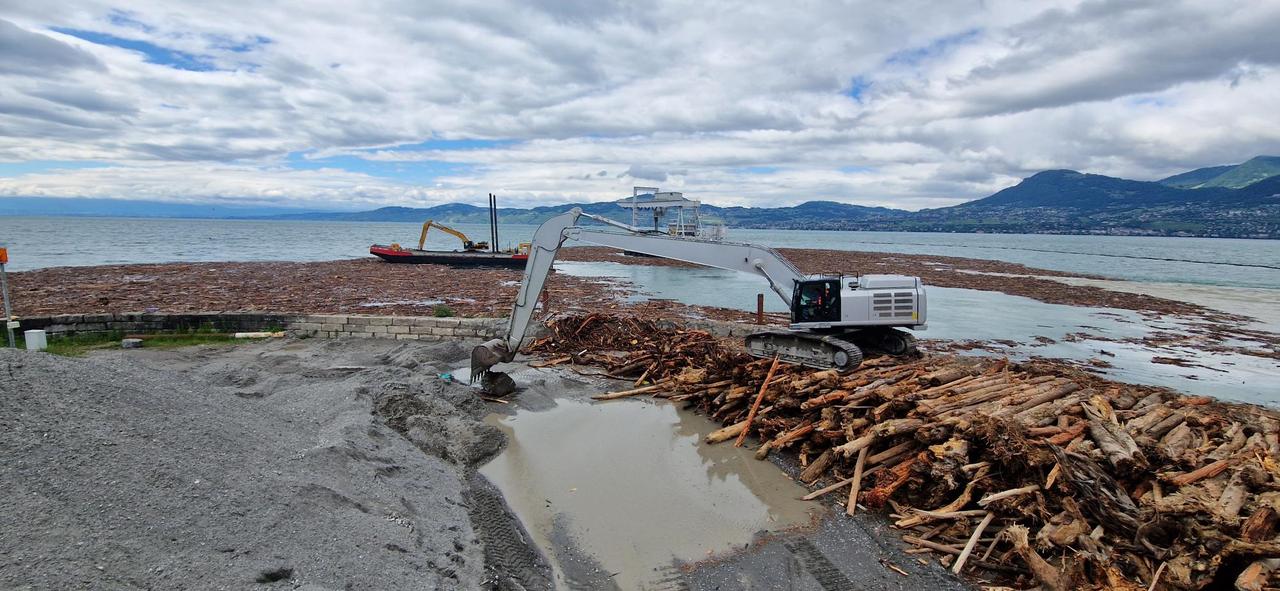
792, 278, 841, 324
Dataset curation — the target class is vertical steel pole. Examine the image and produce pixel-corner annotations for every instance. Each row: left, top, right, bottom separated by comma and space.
0, 263, 13, 347
756, 293, 765, 325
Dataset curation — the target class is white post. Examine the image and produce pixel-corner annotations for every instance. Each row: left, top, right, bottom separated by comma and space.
23, 330, 46, 351
0, 261, 13, 348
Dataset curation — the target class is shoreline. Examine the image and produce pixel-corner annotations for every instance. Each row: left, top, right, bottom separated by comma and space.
9, 246, 1260, 319
8, 248, 1277, 402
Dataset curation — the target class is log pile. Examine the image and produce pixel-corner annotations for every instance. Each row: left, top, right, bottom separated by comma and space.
529, 314, 1280, 590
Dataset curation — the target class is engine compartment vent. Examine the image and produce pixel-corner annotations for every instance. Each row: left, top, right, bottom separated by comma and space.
873, 292, 916, 318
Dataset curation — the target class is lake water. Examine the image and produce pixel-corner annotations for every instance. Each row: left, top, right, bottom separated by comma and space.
1, 216, 1278, 290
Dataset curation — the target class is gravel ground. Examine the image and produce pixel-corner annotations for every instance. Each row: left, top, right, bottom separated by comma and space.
0, 338, 550, 590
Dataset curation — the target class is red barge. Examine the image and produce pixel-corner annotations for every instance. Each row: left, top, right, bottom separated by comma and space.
370, 193, 530, 269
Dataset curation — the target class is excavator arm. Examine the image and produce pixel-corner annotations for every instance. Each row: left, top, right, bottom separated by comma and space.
470, 207, 806, 380
418, 220, 488, 251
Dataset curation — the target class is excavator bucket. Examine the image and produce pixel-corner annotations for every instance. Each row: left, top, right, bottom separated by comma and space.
469, 338, 510, 384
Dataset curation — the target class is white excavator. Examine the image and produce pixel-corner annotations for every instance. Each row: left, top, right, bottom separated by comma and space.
470, 208, 927, 380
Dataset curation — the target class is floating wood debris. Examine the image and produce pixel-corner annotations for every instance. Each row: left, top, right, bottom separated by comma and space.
529, 313, 1280, 590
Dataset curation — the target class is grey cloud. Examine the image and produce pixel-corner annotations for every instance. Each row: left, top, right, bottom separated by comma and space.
619, 165, 687, 182
942, 1, 1280, 116
619, 165, 667, 181
130, 141, 282, 161
0, 97, 120, 130
0, 1, 1277, 208
0, 19, 105, 75
27, 85, 138, 115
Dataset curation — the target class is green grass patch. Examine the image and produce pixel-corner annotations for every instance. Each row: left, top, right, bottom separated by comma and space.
16, 331, 122, 357
432, 305, 456, 318
17, 329, 238, 357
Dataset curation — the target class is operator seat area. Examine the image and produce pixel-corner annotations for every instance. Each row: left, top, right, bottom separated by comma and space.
794, 278, 841, 323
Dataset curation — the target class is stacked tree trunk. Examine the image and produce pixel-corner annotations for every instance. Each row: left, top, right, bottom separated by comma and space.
529, 314, 1280, 590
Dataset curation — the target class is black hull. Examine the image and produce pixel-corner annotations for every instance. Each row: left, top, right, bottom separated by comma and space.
370, 245, 528, 269
373, 252, 527, 269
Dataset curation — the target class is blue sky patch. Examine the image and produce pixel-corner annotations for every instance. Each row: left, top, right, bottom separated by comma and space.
847, 76, 872, 102
286, 151, 478, 184
52, 27, 216, 71
0, 160, 112, 177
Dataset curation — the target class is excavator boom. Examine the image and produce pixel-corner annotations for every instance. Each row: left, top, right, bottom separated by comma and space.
470, 207, 926, 382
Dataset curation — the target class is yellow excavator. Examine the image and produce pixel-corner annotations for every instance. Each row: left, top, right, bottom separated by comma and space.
418, 220, 489, 252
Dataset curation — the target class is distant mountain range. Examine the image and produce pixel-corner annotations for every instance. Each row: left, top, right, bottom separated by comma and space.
261, 156, 1280, 238
4, 156, 1278, 238
263, 199, 907, 228
892, 167, 1279, 238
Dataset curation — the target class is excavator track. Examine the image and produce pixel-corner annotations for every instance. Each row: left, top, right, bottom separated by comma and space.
743, 328, 918, 373
743, 331, 865, 373
853, 327, 918, 357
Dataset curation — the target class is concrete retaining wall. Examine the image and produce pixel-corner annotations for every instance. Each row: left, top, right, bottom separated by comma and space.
17, 311, 756, 343
16, 312, 510, 342
288, 314, 506, 341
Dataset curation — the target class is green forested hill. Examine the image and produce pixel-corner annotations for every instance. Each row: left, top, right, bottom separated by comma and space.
1159, 156, 1280, 189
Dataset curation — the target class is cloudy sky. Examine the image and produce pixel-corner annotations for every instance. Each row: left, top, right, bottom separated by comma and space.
1, 0, 1278, 211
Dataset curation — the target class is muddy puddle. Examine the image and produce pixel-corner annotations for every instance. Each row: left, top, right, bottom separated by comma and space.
477, 370, 820, 590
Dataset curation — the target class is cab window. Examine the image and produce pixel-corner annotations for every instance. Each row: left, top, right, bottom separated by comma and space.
794, 279, 840, 322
